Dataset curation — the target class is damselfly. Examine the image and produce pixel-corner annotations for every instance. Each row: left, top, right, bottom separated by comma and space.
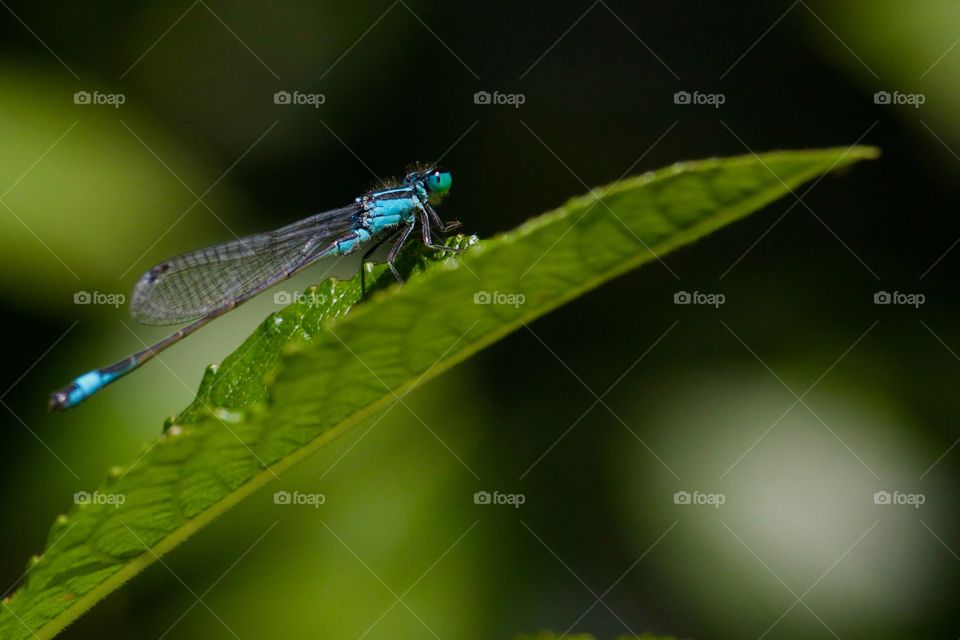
49, 167, 459, 411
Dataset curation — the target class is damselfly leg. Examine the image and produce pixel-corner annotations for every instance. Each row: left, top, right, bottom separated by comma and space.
427, 202, 461, 232
420, 205, 464, 252
385, 223, 416, 283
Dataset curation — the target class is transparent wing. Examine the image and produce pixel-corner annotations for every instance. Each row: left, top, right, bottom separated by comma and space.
131, 205, 360, 325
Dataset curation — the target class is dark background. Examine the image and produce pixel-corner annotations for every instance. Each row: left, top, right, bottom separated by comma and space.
0, 1, 957, 638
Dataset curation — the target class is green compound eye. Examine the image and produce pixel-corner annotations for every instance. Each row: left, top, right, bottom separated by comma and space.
426, 171, 452, 195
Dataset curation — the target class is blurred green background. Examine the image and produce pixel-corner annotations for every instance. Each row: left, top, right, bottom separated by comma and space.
1, 1, 958, 638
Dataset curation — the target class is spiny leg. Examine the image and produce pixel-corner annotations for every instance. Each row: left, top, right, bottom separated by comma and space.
385, 223, 415, 283
359, 229, 400, 296
426, 203, 461, 232
419, 206, 463, 253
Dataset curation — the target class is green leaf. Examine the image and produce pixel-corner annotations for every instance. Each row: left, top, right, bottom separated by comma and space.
0, 147, 878, 639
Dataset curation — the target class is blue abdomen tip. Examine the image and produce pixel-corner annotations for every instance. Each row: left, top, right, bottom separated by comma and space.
49, 371, 106, 411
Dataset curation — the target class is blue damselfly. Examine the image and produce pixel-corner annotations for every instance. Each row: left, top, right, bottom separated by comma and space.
49, 168, 458, 411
